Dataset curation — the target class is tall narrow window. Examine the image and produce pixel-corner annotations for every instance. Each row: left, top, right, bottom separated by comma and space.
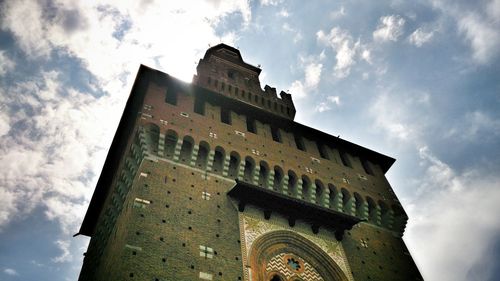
165, 89, 177, 105
221, 107, 231, 125
317, 143, 330, 159
273, 166, 283, 191
294, 134, 305, 151
246, 117, 256, 133
362, 159, 374, 175
212, 147, 224, 174
194, 97, 205, 115
339, 151, 352, 167
271, 126, 282, 143
228, 152, 240, 178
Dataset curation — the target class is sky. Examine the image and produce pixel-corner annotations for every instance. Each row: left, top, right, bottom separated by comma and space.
0, 0, 499, 280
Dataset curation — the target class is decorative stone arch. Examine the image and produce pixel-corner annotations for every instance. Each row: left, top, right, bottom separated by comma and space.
249, 230, 349, 281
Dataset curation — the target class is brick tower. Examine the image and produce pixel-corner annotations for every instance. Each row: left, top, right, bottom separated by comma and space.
77, 44, 422, 281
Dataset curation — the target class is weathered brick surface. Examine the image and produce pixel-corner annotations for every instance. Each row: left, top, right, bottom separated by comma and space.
78, 44, 421, 281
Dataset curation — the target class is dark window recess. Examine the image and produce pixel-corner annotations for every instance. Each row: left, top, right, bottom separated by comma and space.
246, 117, 256, 133
221, 82, 225, 91
165, 89, 177, 105
340, 151, 352, 167
228, 70, 235, 79
317, 143, 330, 159
194, 97, 205, 115
214, 80, 218, 87
362, 159, 374, 175
221, 107, 231, 125
271, 126, 282, 143
294, 134, 305, 151
207, 76, 211, 85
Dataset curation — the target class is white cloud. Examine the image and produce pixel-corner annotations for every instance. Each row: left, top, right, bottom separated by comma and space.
445, 110, 500, 142
409, 27, 435, 47
317, 27, 364, 78
0, 51, 16, 76
3, 268, 18, 276
52, 240, 72, 263
304, 63, 322, 88
282, 23, 303, 43
260, 0, 283, 6
0, 0, 251, 88
327, 95, 340, 105
373, 15, 406, 42
315, 102, 330, 112
429, 0, 500, 64
0, 70, 123, 234
405, 147, 500, 281
288, 57, 323, 99
0, 0, 254, 236
458, 13, 500, 64
0, 111, 10, 137
330, 6, 346, 20
315, 95, 341, 112
370, 90, 428, 141
277, 8, 289, 17
361, 49, 372, 64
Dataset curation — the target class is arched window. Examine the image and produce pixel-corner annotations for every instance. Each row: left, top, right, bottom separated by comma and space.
228, 152, 240, 178
212, 146, 225, 174
273, 166, 283, 191
315, 179, 324, 203
164, 129, 178, 158
288, 171, 297, 196
328, 184, 337, 210
143, 123, 160, 152
243, 156, 255, 183
195, 141, 210, 169
258, 161, 269, 188
354, 193, 364, 218
179, 136, 194, 163
270, 275, 283, 281
366, 197, 377, 223
301, 176, 311, 200
341, 188, 352, 214
379, 200, 389, 227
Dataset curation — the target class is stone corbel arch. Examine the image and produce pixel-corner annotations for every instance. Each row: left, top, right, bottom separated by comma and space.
248, 230, 349, 281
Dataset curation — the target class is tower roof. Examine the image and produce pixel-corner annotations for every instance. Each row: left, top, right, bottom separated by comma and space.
203, 43, 262, 74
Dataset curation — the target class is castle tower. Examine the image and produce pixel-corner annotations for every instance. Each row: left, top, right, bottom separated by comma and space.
77, 44, 422, 281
